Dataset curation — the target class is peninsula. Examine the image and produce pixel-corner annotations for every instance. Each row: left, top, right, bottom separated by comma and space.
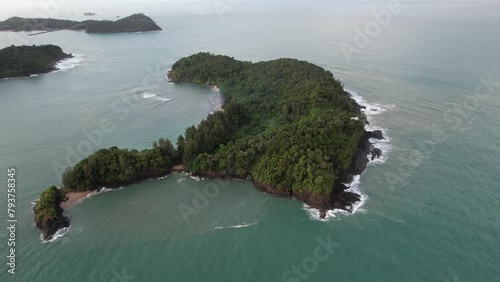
34, 53, 383, 240
0, 13, 162, 34
0, 45, 72, 79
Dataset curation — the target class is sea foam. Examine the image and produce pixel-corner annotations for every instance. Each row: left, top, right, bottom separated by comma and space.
304, 175, 367, 221
213, 222, 257, 231
142, 92, 172, 104
305, 88, 392, 221
42, 226, 71, 243
55, 54, 85, 72
346, 88, 394, 165
142, 92, 157, 99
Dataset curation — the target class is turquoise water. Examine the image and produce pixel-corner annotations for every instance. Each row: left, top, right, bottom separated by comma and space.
1, 2, 500, 281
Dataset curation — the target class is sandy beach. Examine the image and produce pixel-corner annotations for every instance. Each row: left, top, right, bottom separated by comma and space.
172, 164, 186, 172
60, 191, 91, 209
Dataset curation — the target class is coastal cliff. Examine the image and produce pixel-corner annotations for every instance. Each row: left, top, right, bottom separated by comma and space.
33, 186, 69, 241
190, 107, 384, 214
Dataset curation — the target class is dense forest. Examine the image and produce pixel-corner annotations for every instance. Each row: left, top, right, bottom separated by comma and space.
0, 14, 161, 33
169, 53, 366, 194
36, 53, 374, 239
62, 138, 177, 191
34, 186, 68, 240
84, 14, 162, 33
0, 45, 72, 79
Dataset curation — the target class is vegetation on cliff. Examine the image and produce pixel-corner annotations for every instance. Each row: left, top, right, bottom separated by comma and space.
34, 186, 69, 240
0, 45, 72, 79
0, 13, 161, 33
169, 53, 366, 194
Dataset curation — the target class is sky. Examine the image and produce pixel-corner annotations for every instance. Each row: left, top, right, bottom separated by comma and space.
1, 0, 499, 20
0, 0, 224, 20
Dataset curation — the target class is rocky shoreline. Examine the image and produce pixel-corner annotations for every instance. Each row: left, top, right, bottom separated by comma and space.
44, 53, 74, 74
35, 208, 69, 241
190, 92, 384, 218
192, 128, 384, 218
33, 186, 70, 241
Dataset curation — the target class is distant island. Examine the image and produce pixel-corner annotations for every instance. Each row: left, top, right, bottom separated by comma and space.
0, 45, 72, 79
34, 53, 384, 240
84, 12, 97, 16
0, 13, 162, 34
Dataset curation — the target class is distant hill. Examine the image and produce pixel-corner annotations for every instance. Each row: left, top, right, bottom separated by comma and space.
0, 45, 72, 79
85, 14, 162, 33
0, 13, 162, 33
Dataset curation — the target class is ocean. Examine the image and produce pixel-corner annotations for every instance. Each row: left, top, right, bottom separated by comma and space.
0, 2, 499, 281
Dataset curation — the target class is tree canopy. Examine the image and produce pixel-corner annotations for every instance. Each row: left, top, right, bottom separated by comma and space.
62, 138, 176, 191
170, 53, 366, 194
0, 14, 161, 33
46, 53, 366, 200
0, 45, 71, 79
33, 185, 69, 240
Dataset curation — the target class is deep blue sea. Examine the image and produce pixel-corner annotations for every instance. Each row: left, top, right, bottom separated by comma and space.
0, 2, 499, 281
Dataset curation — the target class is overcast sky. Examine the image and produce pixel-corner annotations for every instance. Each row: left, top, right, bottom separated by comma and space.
0, 0, 228, 19
1, 0, 498, 20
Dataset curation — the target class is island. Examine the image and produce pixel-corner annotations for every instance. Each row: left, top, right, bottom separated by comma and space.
84, 12, 97, 16
34, 53, 384, 240
0, 13, 162, 34
0, 45, 72, 79
34, 186, 69, 240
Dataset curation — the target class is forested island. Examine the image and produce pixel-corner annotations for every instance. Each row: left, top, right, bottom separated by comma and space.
0, 45, 72, 79
0, 13, 161, 34
34, 53, 383, 240
34, 186, 69, 240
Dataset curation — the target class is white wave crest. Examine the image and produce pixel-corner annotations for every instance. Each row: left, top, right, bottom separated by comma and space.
305, 89, 391, 221
347, 89, 396, 116
213, 222, 257, 230
187, 173, 204, 181
157, 175, 169, 180
346, 88, 393, 165
85, 187, 123, 199
42, 226, 71, 243
305, 176, 367, 221
142, 92, 173, 104
55, 54, 85, 71
142, 92, 157, 99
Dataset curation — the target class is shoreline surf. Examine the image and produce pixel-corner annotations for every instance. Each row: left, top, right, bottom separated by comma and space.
305, 88, 393, 221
